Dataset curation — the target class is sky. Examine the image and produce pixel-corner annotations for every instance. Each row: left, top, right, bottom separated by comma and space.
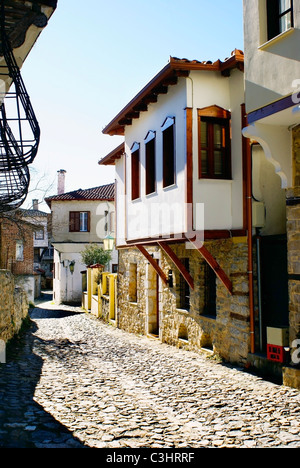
20, 0, 244, 211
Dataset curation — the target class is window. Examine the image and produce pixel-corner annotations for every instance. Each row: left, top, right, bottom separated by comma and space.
131, 142, 140, 200
69, 211, 90, 232
178, 258, 190, 311
34, 229, 44, 240
162, 117, 175, 188
145, 131, 156, 195
203, 263, 216, 317
198, 106, 231, 180
16, 240, 24, 261
267, 0, 293, 41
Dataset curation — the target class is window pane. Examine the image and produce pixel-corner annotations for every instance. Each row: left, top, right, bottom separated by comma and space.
163, 125, 175, 188
80, 212, 88, 232
146, 138, 156, 195
279, 0, 291, 14
214, 150, 223, 175
280, 11, 292, 32
213, 124, 222, 148
201, 150, 208, 175
201, 121, 207, 147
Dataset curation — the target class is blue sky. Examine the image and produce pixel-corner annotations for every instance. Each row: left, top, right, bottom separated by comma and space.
21, 0, 244, 210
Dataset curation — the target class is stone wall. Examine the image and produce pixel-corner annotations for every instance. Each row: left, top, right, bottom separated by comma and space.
0, 270, 28, 343
286, 187, 300, 344
117, 238, 251, 366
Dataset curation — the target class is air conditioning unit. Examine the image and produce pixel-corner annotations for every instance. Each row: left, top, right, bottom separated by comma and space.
252, 201, 265, 228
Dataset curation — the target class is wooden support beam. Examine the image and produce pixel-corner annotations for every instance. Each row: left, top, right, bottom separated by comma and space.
185, 236, 233, 295
136, 245, 168, 285
158, 242, 194, 290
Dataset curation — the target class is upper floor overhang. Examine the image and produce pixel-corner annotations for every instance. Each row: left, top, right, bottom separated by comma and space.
102, 50, 244, 137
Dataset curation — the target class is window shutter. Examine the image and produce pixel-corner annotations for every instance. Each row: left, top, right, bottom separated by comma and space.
69, 212, 80, 232
69, 212, 75, 232
87, 211, 91, 232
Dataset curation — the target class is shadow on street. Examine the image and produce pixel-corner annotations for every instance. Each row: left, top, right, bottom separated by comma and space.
0, 295, 88, 448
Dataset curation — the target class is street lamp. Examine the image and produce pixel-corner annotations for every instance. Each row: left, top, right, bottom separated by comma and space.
103, 234, 114, 251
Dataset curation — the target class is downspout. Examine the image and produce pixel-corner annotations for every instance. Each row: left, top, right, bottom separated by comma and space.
247, 142, 255, 354
242, 104, 255, 354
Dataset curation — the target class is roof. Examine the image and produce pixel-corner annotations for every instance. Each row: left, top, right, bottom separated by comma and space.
20, 208, 49, 217
102, 50, 244, 136
1, 0, 58, 52
45, 183, 115, 208
99, 143, 125, 166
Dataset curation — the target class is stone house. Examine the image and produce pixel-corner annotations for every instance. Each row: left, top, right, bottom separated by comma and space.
242, 0, 300, 388
100, 51, 256, 366
0, 211, 41, 303
45, 173, 117, 305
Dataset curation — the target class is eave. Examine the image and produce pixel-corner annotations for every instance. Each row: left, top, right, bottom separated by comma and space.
99, 142, 125, 166
102, 50, 244, 137
0, 1, 58, 53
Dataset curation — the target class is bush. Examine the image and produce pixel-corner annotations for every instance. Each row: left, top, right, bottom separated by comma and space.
81, 244, 112, 267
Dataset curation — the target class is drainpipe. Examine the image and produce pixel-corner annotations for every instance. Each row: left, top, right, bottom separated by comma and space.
242, 104, 255, 354
247, 142, 255, 354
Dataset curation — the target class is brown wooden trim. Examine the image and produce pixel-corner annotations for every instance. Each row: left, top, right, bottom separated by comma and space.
158, 242, 194, 290
185, 235, 233, 294
241, 103, 249, 230
197, 105, 231, 119
136, 245, 168, 285
185, 108, 193, 231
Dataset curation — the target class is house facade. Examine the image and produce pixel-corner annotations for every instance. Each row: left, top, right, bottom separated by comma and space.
46, 180, 116, 305
243, 0, 300, 388
100, 51, 259, 365
0, 211, 40, 303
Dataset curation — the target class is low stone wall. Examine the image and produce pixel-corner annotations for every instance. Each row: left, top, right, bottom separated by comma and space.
0, 270, 28, 343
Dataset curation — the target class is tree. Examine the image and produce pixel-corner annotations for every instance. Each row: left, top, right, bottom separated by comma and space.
81, 244, 112, 267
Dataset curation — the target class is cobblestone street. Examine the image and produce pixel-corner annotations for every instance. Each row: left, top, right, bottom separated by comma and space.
0, 296, 300, 449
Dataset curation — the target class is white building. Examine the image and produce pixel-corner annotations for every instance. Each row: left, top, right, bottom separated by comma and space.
46, 175, 116, 305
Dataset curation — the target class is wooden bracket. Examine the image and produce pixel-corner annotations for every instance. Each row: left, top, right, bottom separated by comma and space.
136, 245, 168, 285
185, 236, 233, 295
158, 242, 194, 290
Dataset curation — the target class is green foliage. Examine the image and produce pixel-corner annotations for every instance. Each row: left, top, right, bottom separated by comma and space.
81, 244, 112, 267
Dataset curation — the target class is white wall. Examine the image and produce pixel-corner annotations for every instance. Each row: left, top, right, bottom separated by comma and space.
244, 0, 300, 113
51, 199, 115, 243
116, 68, 245, 243
124, 78, 188, 241
191, 69, 245, 230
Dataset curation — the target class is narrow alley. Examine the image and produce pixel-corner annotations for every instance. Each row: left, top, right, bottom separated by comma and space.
0, 295, 299, 449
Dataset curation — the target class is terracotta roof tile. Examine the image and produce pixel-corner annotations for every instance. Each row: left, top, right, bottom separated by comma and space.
45, 183, 115, 207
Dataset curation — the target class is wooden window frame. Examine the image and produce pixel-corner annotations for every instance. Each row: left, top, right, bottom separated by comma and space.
131, 142, 140, 201
162, 117, 176, 188
198, 106, 232, 180
69, 211, 90, 232
267, 0, 294, 41
145, 130, 156, 196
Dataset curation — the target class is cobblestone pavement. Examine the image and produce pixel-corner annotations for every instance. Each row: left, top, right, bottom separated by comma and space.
0, 296, 300, 449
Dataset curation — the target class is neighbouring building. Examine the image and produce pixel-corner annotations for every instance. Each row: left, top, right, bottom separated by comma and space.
0, 210, 41, 302
100, 51, 257, 366
242, 0, 300, 388
21, 199, 54, 288
46, 171, 117, 305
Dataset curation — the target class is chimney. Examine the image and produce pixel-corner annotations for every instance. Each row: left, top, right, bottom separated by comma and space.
32, 199, 39, 210
57, 169, 66, 195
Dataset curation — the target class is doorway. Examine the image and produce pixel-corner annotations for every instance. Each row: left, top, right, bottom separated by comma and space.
146, 263, 159, 336
256, 234, 289, 351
